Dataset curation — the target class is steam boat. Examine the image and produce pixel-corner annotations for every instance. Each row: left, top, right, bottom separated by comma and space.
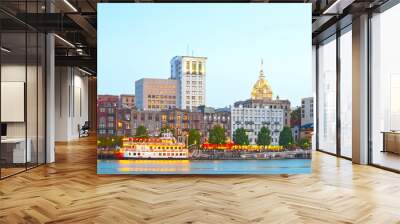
119, 133, 189, 159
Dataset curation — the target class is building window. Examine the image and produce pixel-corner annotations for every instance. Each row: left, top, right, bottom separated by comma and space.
318, 36, 337, 154
192, 61, 196, 74
198, 62, 202, 74
340, 28, 352, 158
370, 6, 400, 170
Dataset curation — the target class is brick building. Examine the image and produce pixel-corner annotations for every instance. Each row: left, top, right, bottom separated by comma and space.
97, 95, 119, 136
160, 108, 203, 143
197, 106, 231, 142
131, 110, 162, 136
116, 108, 132, 136
119, 94, 135, 109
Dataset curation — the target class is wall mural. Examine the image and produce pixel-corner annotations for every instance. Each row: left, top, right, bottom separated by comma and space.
97, 3, 313, 174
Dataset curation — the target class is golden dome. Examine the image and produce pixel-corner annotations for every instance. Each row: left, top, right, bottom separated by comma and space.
251, 60, 273, 100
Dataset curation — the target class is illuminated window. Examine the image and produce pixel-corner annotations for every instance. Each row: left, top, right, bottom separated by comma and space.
192, 61, 196, 74
198, 62, 202, 74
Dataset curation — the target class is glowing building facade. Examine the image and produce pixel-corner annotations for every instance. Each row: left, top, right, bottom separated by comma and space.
170, 56, 207, 111
234, 61, 291, 127
231, 60, 288, 145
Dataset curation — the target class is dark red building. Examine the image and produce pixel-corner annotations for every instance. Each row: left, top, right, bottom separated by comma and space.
97, 95, 119, 136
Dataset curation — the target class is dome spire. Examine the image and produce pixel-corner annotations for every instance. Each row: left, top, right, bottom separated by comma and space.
259, 58, 265, 79
251, 59, 273, 101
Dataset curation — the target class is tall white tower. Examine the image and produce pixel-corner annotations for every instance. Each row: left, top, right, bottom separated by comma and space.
170, 56, 207, 111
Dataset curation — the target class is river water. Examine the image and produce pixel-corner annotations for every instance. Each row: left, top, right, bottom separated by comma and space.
97, 159, 311, 174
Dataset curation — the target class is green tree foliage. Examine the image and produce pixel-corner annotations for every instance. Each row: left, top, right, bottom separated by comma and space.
256, 126, 271, 146
233, 128, 249, 145
290, 107, 301, 127
279, 126, 294, 148
159, 126, 173, 136
135, 125, 149, 138
97, 136, 122, 148
97, 137, 109, 148
209, 124, 226, 144
297, 138, 310, 149
188, 129, 201, 147
114, 136, 123, 148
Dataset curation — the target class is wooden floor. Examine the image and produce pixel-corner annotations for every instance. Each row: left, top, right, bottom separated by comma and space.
1, 136, 400, 224
373, 151, 400, 171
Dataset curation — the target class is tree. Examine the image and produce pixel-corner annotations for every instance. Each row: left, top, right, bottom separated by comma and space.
97, 136, 122, 148
297, 138, 310, 149
290, 107, 301, 128
208, 124, 226, 144
233, 128, 249, 145
114, 136, 123, 148
279, 126, 294, 148
97, 137, 110, 148
188, 129, 201, 147
257, 126, 271, 146
135, 125, 148, 138
159, 126, 173, 136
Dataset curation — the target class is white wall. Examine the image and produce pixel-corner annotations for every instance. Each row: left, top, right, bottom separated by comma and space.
55, 67, 89, 141
1, 65, 41, 138
1, 63, 46, 163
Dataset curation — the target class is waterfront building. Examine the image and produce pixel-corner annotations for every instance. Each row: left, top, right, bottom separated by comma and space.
301, 97, 314, 126
116, 108, 132, 136
290, 107, 301, 142
131, 110, 162, 136
97, 95, 119, 136
292, 125, 301, 142
300, 97, 314, 142
119, 94, 135, 109
197, 106, 231, 142
170, 56, 207, 111
231, 105, 284, 145
231, 60, 287, 145
233, 61, 291, 127
135, 78, 177, 111
160, 108, 203, 143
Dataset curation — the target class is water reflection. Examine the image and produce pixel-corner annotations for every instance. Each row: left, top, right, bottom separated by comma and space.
98, 159, 312, 175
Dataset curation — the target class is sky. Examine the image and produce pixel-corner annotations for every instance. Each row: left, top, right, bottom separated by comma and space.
98, 4, 312, 107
